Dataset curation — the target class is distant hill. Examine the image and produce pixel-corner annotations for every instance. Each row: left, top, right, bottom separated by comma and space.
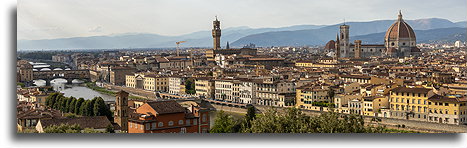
455, 21, 467, 28
351, 27, 467, 44
17, 25, 325, 50
231, 18, 464, 47
18, 18, 466, 50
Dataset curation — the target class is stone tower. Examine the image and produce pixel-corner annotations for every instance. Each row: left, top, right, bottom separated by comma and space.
339, 24, 350, 57
354, 40, 362, 59
114, 90, 129, 131
212, 16, 221, 50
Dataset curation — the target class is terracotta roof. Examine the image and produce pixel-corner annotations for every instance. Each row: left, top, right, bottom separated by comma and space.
391, 86, 431, 94
39, 116, 111, 129
428, 94, 467, 103
147, 100, 186, 115
385, 11, 416, 40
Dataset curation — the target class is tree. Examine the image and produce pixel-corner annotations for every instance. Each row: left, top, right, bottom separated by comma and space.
210, 111, 239, 133
327, 88, 335, 103
79, 100, 90, 116
93, 97, 112, 120
241, 106, 256, 132
69, 98, 76, 113
75, 98, 84, 115
64, 97, 74, 113
185, 79, 196, 94
45, 93, 59, 107
43, 124, 82, 133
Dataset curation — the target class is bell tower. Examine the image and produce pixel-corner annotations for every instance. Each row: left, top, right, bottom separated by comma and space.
212, 16, 221, 50
114, 90, 129, 131
340, 23, 350, 58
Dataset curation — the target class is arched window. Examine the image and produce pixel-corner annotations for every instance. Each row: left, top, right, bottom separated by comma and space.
158, 122, 163, 127
391, 42, 395, 46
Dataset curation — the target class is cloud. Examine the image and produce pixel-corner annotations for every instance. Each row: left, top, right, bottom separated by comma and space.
88, 26, 103, 33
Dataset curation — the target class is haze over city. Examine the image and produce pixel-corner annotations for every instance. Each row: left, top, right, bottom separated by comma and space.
18, 0, 466, 40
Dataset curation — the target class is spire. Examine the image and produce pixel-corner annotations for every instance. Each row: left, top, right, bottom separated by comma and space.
215, 15, 218, 21
398, 10, 403, 21
226, 41, 230, 49
336, 33, 340, 41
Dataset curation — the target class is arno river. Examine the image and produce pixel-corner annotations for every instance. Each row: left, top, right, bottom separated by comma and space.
33, 79, 115, 101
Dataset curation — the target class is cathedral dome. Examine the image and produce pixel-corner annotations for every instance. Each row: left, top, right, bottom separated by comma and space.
385, 11, 416, 40
325, 40, 336, 50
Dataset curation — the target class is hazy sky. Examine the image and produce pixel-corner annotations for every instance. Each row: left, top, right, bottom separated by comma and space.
18, 0, 467, 40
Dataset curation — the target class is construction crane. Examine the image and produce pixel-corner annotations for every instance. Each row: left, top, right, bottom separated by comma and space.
175, 41, 187, 56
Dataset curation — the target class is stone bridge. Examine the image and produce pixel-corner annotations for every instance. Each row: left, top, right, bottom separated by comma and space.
33, 66, 71, 71
33, 69, 90, 86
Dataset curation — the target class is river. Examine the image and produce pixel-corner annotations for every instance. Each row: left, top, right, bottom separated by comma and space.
33, 79, 115, 101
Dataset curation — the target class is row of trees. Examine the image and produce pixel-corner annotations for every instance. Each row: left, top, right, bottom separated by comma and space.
210, 107, 386, 133
43, 123, 114, 133
45, 93, 113, 121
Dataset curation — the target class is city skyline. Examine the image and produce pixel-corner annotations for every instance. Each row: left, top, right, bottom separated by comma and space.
18, 0, 467, 40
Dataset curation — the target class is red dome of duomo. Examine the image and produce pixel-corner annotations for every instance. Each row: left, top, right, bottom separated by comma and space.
385, 11, 416, 40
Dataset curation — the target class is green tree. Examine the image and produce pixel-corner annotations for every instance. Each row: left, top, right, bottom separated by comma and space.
69, 98, 77, 113
45, 93, 59, 107
185, 79, 196, 94
75, 98, 85, 115
64, 97, 74, 113
43, 124, 82, 133
241, 106, 256, 132
79, 100, 90, 116
327, 88, 335, 103
93, 97, 112, 120
210, 111, 239, 133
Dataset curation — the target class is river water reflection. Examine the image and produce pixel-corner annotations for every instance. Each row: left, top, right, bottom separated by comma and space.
33, 79, 115, 101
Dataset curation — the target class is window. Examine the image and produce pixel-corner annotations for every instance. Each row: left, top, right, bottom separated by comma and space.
145, 123, 150, 130
186, 119, 190, 126
169, 121, 174, 126
202, 114, 207, 122
178, 120, 184, 125
193, 119, 197, 125
152, 122, 156, 129
130, 122, 133, 128
140, 124, 143, 130
158, 122, 164, 127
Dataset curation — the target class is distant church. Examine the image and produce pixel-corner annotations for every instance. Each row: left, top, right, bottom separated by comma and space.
326, 11, 421, 58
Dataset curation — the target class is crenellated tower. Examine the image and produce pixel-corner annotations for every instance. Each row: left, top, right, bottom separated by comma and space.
212, 16, 221, 50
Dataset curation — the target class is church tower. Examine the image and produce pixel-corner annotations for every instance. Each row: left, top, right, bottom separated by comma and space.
212, 16, 221, 50
339, 23, 350, 57
114, 90, 129, 131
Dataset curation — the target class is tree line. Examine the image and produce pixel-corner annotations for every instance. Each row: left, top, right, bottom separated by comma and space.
45, 93, 113, 121
210, 106, 387, 133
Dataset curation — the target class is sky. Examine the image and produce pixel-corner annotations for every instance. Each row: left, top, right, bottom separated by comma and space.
18, 0, 467, 40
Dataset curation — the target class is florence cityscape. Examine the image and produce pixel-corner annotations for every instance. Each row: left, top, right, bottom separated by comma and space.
15, 0, 467, 133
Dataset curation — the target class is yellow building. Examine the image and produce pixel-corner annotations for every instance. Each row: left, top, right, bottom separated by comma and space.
427, 94, 467, 125
362, 96, 389, 117
296, 84, 330, 110
126, 73, 169, 92
389, 86, 433, 121
195, 77, 215, 99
